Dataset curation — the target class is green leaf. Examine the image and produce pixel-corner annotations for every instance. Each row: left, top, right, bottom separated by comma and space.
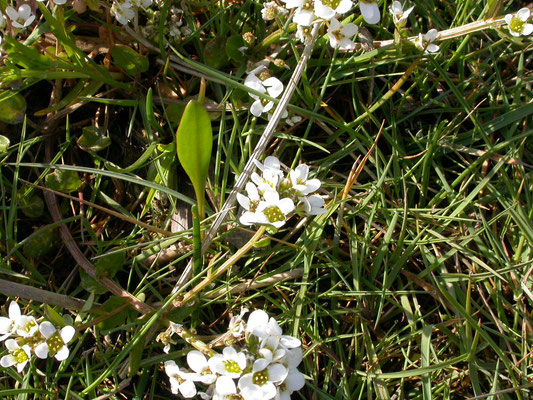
111, 45, 149, 75
0, 92, 27, 125
45, 305, 68, 328
94, 250, 126, 280
79, 269, 106, 294
22, 226, 59, 259
17, 191, 44, 218
176, 99, 213, 218
226, 35, 247, 63
0, 135, 10, 153
77, 126, 111, 152
45, 169, 82, 193
203, 37, 229, 69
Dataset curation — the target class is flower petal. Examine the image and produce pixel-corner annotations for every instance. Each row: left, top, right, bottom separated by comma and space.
60, 325, 75, 344
250, 99, 264, 117
39, 321, 56, 338
34, 342, 49, 359
55, 346, 70, 361
0, 355, 15, 368
267, 363, 288, 383
263, 77, 284, 98
522, 23, 533, 36
179, 379, 197, 398
360, 1, 380, 24
5, 339, 18, 351
8, 302, 21, 319
187, 350, 207, 373
335, 0, 353, 14
278, 198, 295, 215
216, 375, 237, 395
293, 8, 315, 26
517, 7, 530, 22
314, 0, 335, 20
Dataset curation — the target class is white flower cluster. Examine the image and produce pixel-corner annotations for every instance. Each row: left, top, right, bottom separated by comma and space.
163, 310, 305, 400
0, 302, 75, 372
505, 8, 533, 37
237, 156, 326, 229
111, 0, 153, 25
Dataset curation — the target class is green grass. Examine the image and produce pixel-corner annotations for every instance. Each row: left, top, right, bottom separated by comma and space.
0, 0, 532, 399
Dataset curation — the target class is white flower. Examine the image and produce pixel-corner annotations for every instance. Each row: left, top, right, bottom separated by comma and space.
295, 24, 313, 43
289, 164, 321, 195
359, 0, 380, 24
5, 5, 35, 29
282, 0, 315, 26
275, 368, 306, 400
262, 1, 288, 21
53, 0, 68, 5
389, 1, 414, 27
254, 156, 284, 176
208, 347, 247, 379
15, 315, 39, 338
505, 8, 533, 37
34, 322, 75, 361
187, 350, 217, 384
251, 169, 281, 194
164, 360, 197, 398
327, 18, 358, 50
415, 29, 440, 53
246, 310, 301, 349
0, 339, 32, 372
285, 115, 302, 126
244, 68, 284, 117
238, 361, 288, 400
237, 182, 262, 225
213, 375, 238, 399
228, 308, 249, 338
254, 191, 295, 228
111, 0, 136, 25
298, 195, 327, 216
0, 301, 22, 341
314, 0, 353, 20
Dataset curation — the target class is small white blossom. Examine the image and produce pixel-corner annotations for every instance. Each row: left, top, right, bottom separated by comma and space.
111, 1, 136, 25
289, 164, 321, 195
262, 1, 288, 21
15, 315, 39, 338
299, 195, 327, 216
164, 360, 197, 398
5, 5, 35, 28
251, 169, 281, 194
327, 18, 358, 50
237, 182, 262, 225
34, 322, 75, 361
208, 347, 247, 378
187, 350, 217, 384
282, 0, 315, 26
314, 0, 353, 20
359, 0, 380, 25
238, 360, 288, 400
0, 302, 22, 341
505, 8, 533, 37
228, 308, 249, 338
415, 29, 440, 53
244, 68, 284, 117
0, 339, 32, 372
389, 1, 414, 27
254, 191, 295, 228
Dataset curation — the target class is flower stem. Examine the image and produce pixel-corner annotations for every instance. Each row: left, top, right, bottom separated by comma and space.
174, 226, 268, 307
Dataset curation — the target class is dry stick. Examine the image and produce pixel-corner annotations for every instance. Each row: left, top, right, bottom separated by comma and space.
172, 23, 321, 296
0, 279, 91, 311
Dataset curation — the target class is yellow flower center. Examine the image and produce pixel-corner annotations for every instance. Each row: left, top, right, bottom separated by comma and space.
263, 206, 285, 223
13, 348, 28, 364
252, 370, 269, 386
321, 0, 341, 9
223, 360, 242, 374
509, 16, 526, 33
46, 332, 64, 355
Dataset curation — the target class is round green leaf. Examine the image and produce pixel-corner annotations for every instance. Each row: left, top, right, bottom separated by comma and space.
23, 227, 59, 259
0, 92, 27, 125
226, 35, 248, 63
111, 45, 149, 75
17, 192, 44, 218
45, 169, 82, 193
0, 135, 10, 153
77, 126, 111, 152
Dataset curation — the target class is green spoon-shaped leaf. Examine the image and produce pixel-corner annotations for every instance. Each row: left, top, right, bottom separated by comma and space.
176, 98, 213, 219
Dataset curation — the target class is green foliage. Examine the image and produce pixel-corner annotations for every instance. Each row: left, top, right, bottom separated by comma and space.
176, 98, 213, 218
111, 45, 150, 75
45, 169, 82, 193
77, 126, 111, 152
22, 226, 59, 258
0, 92, 27, 125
